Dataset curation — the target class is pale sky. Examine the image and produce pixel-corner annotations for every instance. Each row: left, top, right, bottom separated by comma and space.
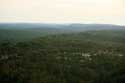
0, 0, 125, 25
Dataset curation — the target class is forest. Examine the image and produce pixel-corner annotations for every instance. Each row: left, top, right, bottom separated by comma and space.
0, 24, 125, 83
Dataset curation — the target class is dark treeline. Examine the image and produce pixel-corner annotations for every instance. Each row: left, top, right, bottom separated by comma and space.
0, 30, 125, 83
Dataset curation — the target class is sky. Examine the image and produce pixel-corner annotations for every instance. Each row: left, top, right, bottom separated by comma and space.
0, 0, 125, 25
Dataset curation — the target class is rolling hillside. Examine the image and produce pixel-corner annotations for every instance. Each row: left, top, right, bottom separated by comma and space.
0, 29, 125, 83
0, 23, 125, 42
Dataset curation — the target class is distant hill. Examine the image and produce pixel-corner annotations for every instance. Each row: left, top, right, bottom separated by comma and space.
0, 23, 125, 42
0, 23, 125, 30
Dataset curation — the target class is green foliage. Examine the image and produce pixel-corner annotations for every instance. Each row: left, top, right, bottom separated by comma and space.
0, 30, 125, 83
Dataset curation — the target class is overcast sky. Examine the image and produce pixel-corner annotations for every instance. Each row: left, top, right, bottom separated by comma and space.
0, 0, 125, 25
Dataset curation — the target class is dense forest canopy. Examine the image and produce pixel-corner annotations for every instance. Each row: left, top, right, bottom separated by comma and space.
0, 23, 125, 83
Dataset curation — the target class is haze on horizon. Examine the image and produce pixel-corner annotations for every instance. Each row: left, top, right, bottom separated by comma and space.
0, 0, 125, 25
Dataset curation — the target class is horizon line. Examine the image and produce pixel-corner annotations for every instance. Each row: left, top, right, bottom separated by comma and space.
0, 22, 124, 26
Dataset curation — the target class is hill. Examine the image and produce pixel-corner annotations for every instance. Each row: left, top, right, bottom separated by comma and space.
0, 23, 125, 42
0, 29, 125, 83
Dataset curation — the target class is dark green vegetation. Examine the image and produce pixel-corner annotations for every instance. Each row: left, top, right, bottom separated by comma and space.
0, 23, 124, 42
0, 23, 68, 42
0, 23, 125, 83
0, 27, 62, 42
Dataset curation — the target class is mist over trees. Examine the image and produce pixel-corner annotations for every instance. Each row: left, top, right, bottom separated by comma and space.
0, 23, 125, 83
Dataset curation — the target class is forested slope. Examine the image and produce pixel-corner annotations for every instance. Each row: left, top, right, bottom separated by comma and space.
0, 30, 125, 83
